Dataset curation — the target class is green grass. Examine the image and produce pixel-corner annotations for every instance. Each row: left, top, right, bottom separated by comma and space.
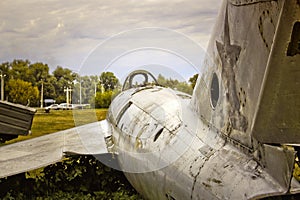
7, 108, 107, 144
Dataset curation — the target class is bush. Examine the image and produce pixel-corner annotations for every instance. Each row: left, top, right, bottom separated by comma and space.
94, 91, 113, 108
0, 155, 142, 199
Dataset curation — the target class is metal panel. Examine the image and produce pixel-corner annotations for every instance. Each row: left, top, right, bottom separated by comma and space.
192, 0, 285, 148
0, 101, 36, 135
252, 1, 300, 143
262, 144, 296, 189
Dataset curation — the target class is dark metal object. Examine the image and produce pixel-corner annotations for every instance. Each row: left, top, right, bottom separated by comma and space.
0, 101, 36, 136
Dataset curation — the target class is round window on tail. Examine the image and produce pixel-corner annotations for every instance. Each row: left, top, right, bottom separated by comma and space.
210, 72, 219, 109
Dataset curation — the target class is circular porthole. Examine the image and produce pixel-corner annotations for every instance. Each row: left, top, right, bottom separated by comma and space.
210, 73, 219, 109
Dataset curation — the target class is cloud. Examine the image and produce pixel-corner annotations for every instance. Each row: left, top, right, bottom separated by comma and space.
0, 0, 221, 72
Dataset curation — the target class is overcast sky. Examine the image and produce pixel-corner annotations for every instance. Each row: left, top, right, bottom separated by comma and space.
0, 0, 221, 76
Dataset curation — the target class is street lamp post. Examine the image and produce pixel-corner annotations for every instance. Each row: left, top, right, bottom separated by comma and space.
79, 79, 82, 105
40, 80, 44, 108
69, 87, 72, 104
0, 70, 6, 101
64, 86, 73, 106
64, 87, 69, 106
94, 82, 97, 97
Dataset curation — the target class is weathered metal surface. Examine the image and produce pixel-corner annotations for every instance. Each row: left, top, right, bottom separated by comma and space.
261, 144, 296, 189
192, 0, 285, 149
107, 86, 194, 173
114, 85, 291, 199
0, 121, 108, 178
0, 101, 36, 135
252, 0, 300, 143
215, 4, 248, 133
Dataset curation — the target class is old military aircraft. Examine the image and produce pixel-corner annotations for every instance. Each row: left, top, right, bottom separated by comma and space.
1, 0, 300, 199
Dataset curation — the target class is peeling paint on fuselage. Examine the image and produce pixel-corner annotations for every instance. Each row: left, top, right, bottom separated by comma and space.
216, 4, 248, 133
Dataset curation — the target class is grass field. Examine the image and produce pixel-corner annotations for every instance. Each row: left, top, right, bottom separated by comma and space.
7, 108, 108, 144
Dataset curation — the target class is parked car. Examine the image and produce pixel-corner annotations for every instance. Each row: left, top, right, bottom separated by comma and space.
67, 104, 74, 110
45, 104, 59, 113
72, 104, 90, 109
73, 104, 84, 109
45, 104, 59, 110
58, 103, 73, 110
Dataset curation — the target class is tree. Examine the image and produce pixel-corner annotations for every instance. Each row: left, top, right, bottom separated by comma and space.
53, 66, 76, 81
157, 74, 193, 95
189, 74, 199, 89
0, 62, 10, 76
87, 75, 98, 100
52, 66, 77, 103
9, 59, 31, 81
6, 79, 39, 106
72, 75, 98, 104
99, 72, 119, 92
43, 76, 57, 100
93, 91, 114, 108
27, 62, 54, 106
28, 62, 49, 86
0, 60, 52, 104
0, 60, 126, 105
176, 81, 193, 94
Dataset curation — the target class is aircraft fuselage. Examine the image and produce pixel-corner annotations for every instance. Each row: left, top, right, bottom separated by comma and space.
106, 85, 294, 199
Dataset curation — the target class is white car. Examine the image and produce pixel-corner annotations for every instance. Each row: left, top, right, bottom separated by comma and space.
44, 104, 59, 112
58, 103, 73, 110
45, 104, 59, 110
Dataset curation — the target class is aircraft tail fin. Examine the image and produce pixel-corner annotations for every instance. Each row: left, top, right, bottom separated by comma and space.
252, 1, 300, 144
192, 0, 300, 146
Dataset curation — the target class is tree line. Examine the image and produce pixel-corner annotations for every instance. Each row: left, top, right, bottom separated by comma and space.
0, 59, 198, 108
0, 60, 118, 107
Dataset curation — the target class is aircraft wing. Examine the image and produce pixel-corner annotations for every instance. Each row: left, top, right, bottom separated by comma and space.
0, 120, 109, 178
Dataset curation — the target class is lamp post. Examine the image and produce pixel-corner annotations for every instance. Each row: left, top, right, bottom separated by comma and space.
94, 82, 97, 97
0, 70, 6, 101
64, 87, 69, 106
73, 78, 81, 105
79, 79, 82, 105
64, 86, 73, 106
69, 87, 72, 104
40, 79, 44, 108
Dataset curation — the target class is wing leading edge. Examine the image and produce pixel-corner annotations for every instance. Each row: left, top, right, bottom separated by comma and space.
0, 120, 109, 178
